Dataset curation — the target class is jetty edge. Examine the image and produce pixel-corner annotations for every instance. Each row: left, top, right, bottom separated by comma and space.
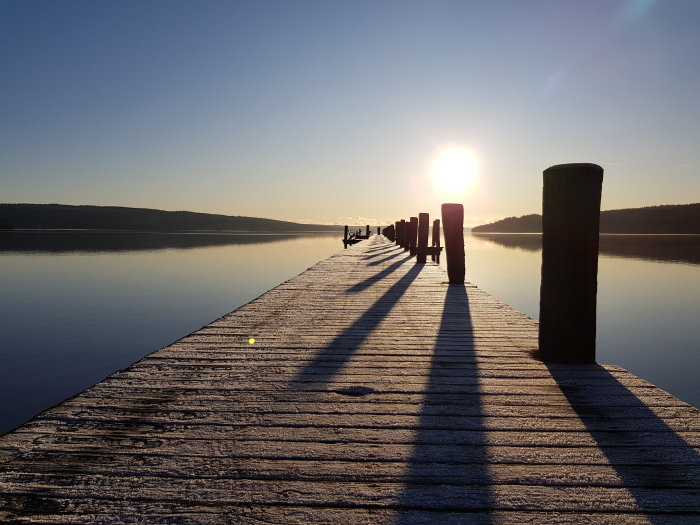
0, 232, 698, 523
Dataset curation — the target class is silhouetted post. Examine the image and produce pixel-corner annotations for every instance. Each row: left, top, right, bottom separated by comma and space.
366, 225, 370, 237
377, 226, 380, 235
401, 220, 409, 251
382, 224, 395, 241
441, 204, 465, 283
416, 213, 429, 263
395, 221, 400, 245
431, 219, 441, 262
408, 217, 418, 256
539, 163, 603, 364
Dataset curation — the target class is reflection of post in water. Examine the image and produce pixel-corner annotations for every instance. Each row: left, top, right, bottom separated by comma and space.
474, 232, 700, 265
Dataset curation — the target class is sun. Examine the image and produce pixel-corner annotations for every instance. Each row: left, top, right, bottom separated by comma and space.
429, 147, 479, 193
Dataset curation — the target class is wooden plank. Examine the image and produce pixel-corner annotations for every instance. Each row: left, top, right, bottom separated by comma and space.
1, 474, 698, 512
3, 451, 699, 488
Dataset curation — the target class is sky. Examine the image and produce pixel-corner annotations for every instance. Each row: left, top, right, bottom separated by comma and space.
1, 0, 699, 226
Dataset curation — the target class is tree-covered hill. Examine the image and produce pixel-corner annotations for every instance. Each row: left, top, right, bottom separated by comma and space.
472, 204, 700, 234
0, 204, 343, 232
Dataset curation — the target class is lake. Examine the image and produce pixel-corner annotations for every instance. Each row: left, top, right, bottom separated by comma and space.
1, 230, 698, 434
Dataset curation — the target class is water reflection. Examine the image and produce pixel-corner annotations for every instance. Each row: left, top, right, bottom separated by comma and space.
0, 232, 343, 435
474, 233, 700, 265
1, 231, 698, 437
0, 230, 341, 253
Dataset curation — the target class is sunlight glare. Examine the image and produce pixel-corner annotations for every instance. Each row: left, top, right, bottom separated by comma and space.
430, 148, 479, 193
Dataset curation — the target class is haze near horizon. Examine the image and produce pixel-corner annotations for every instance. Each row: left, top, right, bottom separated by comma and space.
2, 0, 699, 227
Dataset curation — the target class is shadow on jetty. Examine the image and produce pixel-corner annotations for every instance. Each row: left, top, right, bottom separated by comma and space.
363, 246, 399, 260
0, 230, 339, 254
363, 245, 394, 255
346, 253, 415, 293
291, 264, 423, 385
475, 233, 700, 265
546, 364, 700, 523
396, 284, 494, 521
367, 251, 406, 267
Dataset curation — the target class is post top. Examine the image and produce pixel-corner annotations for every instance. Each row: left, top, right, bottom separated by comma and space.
544, 163, 603, 176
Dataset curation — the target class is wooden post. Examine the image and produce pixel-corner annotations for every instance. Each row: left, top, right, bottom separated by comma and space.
408, 217, 418, 256
416, 213, 429, 263
401, 220, 409, 251
366, 225, 370, 237
395, 221, 400, 245
431, 219, 441, 262
539, 163, 603, 364
441, 204, 465, 284
377, 226, 380, 235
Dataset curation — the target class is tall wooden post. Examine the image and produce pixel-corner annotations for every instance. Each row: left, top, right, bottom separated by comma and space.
366, 225, 370, 237
401, 220, 409, 251
408, 217, 418, 256
416, 213, 429, 263
395, 221, 400, 245
538, 163, 603, 364
377, 226, 380, 235
441, 204, 465, 284
431, 219, 441, 262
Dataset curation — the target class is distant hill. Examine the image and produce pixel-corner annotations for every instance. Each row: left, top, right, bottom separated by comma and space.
472, 204, 700, 234
0, 204, 343, 232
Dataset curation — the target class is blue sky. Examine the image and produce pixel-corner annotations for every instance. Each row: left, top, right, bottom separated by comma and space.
1, 0, 698, 225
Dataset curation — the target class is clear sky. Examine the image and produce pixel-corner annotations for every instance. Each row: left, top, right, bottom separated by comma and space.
1, 0, 699, 226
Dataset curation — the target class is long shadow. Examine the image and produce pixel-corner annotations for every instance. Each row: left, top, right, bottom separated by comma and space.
396, 284, 494, 522
368, 251, 404, 266
291, 265, 423, 386
546, 363, 700, 522
346, 254, 415, 293
364, 246, 400, 259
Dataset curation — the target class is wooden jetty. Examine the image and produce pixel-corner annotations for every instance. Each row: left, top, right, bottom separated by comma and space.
0, 234, 698, 523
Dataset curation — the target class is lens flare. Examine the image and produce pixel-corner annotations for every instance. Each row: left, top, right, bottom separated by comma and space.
430, 148, 478, 193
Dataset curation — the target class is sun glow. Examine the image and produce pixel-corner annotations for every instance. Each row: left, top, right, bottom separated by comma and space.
429, 148, 479, 193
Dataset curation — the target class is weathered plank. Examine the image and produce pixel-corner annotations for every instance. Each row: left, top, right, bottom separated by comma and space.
1, 235, 698, 523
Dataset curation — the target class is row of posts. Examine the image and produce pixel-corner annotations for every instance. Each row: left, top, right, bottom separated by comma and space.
384, 163, 604, 365
344, 225, 372, 240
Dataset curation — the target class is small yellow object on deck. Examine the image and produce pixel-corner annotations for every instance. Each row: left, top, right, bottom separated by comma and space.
248, 338, 255, 344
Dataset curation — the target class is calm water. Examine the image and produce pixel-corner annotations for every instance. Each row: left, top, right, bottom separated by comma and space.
1, 230, 698, 434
